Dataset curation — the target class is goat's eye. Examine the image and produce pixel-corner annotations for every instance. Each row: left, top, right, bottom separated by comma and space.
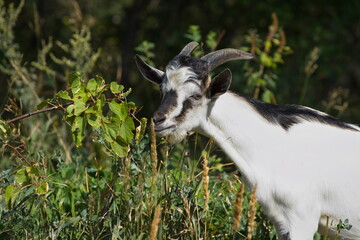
190, 94, 202, 100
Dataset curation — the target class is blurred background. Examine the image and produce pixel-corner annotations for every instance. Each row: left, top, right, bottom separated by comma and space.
1, 1, 360, 239
1, 0, 360, 122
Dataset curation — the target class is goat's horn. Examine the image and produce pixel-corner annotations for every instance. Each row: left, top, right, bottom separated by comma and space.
179, 41, 199, 56
201, 48, 254, 71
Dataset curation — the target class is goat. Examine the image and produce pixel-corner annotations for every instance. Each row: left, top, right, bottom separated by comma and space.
135, 41, 360, 240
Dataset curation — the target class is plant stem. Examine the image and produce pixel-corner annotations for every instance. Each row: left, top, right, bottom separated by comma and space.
4, 143, 31, 166
6, 102, 72, 124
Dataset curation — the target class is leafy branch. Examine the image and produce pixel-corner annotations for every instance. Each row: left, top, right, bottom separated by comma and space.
1, 72, 147, 162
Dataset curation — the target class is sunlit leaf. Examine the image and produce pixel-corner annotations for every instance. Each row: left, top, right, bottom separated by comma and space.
66, 104, 75, 117
36, 180, 49, 195
26, 167, 40, 178
105, 124, 118, 141
37, 99, 51, 109
110, 82, 124, 94
111, 141, 129, 157
57, 90, 72, 100
87, 78, 98, 92
0, 120, 11, 140
5, 185, 20, 209
87, 114, 102, 129
118, 117, 135, 144
15, 168, 29, 186
71, 116, 85, 147
135, 117, 147, 142
264, 40, 272, 52
74, 102, 86, 116
262, 89, 274, 103
108, 101, 127, 122
68, 72, 82, 85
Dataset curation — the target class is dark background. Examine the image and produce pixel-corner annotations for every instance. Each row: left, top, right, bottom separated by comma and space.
3, 0, 360, 123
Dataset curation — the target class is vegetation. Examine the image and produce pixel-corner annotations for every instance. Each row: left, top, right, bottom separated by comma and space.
0, 0, 359, 239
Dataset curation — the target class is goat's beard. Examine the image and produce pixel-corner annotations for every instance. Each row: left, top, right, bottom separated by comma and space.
167, 129, 188, 144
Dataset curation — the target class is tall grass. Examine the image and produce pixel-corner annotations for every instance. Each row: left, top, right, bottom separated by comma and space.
0, 1, 344, 239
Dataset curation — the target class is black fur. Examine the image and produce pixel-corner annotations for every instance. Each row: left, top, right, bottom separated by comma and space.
279, 232, 291, 240
208, 69, 232, 98
167, 55, 209, 80
153, 90, 178, 122
175, 99, 193, 122
236, 93, 358, 131
135, 55, 164, 84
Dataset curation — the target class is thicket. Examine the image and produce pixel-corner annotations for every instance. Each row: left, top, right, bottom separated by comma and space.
0, 1, 358, 239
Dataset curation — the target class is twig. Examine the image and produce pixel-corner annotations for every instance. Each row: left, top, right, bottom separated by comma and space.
4, 142, 31, 166
6, 102, 72, 124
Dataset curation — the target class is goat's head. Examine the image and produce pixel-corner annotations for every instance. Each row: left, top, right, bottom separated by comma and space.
135, 42, 253, 143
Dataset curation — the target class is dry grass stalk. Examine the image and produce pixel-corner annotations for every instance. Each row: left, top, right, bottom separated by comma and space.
149, 204, 161, 240
232, 183, 245, 233
278, 29, 286, 53
266, 13, 279, 44
202, 153, 210, 212
247, 184, 258, 240
150, 119, 158, 178
124, 156, 131, 190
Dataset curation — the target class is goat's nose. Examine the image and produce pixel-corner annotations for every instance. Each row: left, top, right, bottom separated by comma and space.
153, 112, 166, 125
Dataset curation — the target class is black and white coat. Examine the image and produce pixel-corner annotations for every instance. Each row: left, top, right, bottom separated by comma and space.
136, 42, 360, 240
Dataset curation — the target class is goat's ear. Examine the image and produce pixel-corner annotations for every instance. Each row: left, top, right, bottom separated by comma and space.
208, 68, 232, 98
135, 55, 164, 85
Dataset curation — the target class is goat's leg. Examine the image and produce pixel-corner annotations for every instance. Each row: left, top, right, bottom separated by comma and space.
278, 214, 320, 240
269, 205, 320, 240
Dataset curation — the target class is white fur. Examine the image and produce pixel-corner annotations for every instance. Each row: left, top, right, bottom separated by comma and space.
153, 64, 360, 239
194, 93, 360, 240
160, 87, 360, 239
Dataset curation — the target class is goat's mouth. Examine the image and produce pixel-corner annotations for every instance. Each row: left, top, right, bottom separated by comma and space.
154, 125, 176, 135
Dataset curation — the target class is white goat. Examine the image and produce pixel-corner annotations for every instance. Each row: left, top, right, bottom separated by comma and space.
135, 42, 360, 240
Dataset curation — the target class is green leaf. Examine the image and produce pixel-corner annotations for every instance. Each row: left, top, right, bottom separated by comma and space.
68, 72, 83, 85
185, 25, 201, 42
260, 52, 273, 67
95, 75, 105, 86
5, 185, 20, 209
87, 78, 98, 92
37, 99, 51, 110
74, 102, 86, 116
36, 180, 49, 195
0, 120, 11, 140
57, 90, 72, 100
104, 124, 118, 142
73, 85, 89, 102
108, 101, 128, 122
122, 88, 132, 98
110, 82, 124, 94
262, 89, 274, 103
26, 167, 40, 178
66, 104, 75, 117
264, 40, 272, 52
273, 52, 284, 64
71, 77, 82, 95
206, 31, 217, 50
71, 116, 85, 147
15, 168, 29, 185
111, 141, 129, 157
118, 117, 135, 144
135, 117, 147, 142
87, 114, 102, 128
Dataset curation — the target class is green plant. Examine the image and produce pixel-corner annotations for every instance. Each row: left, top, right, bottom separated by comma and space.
242, 13, 292, 103
1, 1, 343, 238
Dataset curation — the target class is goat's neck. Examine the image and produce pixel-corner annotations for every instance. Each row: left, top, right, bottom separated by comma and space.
198, 92, 282, 187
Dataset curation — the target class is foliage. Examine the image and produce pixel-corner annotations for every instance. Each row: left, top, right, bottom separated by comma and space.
241, 13, 292, 103
0, 1, 359, 240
